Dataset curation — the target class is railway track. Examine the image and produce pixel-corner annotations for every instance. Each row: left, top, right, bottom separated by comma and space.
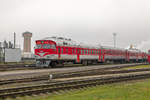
1, 71, 150, 98
0, 63, 149, 99
0, 64, 36, 71
0, 63, 147, 72
0, 64, 149, 86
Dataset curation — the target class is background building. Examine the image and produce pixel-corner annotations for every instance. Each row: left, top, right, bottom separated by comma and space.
5, 48, 21, 62
0, 40, 21, 63
22, 31, 33, 58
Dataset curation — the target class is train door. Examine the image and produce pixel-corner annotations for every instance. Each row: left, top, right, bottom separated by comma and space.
58, 47, 61, 59
98, 49, 101, 62
136, 53, 138, 62
102, 49, 105, 62
148, 54, 150, 63
77, 48, 80, 63
126, 50, 129, 62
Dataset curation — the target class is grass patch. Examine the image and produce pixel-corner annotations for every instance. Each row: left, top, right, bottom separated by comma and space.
124, 65, 150, 69
12, 79, 150, 100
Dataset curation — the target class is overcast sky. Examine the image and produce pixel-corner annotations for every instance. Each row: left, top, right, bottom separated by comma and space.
0, 0, 150, 52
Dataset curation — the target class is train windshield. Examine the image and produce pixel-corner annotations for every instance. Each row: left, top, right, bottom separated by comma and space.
35, 40, 56, 49
36, 44, 42, 49
35, 44, 56, 49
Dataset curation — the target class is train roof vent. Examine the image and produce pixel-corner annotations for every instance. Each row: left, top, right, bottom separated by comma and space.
58, 37, 64, 39
51, 36, 57, 39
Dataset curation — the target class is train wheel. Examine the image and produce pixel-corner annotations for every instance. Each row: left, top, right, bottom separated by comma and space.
50, 62, 56, 68
82, 60, 88, 66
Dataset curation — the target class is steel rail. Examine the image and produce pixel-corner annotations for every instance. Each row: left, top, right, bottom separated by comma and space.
0, 65, 150, 86
0, 71, 150, 98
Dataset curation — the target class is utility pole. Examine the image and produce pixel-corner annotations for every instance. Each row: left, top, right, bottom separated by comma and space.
14, 32, 16, 48
113, 33, 117, 48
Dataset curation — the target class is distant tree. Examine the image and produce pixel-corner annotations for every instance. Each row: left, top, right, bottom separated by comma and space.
8, 41, 13, 48
0, 42, 2, 48
3, 40, 8, 48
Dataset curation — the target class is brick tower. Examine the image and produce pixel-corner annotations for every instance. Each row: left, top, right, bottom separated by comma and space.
22, 31, 32, 53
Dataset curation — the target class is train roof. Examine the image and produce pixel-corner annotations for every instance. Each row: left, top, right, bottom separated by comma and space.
40, 36, 127, 50
41, 36, 99, 49
39, 36, 146, 53
101, 46, 127, 51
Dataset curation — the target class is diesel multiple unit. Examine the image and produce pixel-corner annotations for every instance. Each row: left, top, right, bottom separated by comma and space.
35, 37, 148, 67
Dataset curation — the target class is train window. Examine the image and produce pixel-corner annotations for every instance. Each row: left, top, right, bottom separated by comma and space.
51, 44, 56, 49
116, 51, 118, 55
76, 49, 78, 54
74, 49, 75, 54
43, 44, 50, 49
77, 49, 80, 54
106, 50, 109, 54
87, 50, 88, 54
101, 50, 103, 54
80, 49, 82, 54
109, 50, 111, 55
36, 44, 42, 49
72, 49, 73, 54
109, 50, 111, 54
66, 48, 68, 53
82, 49, 84, 54
61, 48, 63, 53
119, 51, 121, 55
58, 48, 60, 53
118, 51, 120, 55
73, 48, 75, 54
83, 49, 85, 54
108, 50, 110, 55
83, 49, 84, 54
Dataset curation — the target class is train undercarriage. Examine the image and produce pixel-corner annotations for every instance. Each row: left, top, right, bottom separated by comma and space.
35, 58, 147, 68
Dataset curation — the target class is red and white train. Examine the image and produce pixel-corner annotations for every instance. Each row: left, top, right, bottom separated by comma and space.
34, 37, 149, 67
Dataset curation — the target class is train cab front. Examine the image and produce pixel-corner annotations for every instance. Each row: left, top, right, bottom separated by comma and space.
34, 40, 57, 67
